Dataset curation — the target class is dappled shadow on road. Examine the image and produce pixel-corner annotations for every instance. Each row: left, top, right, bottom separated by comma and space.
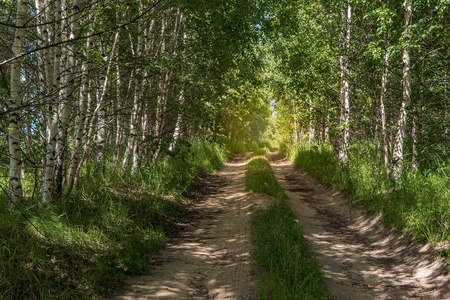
114, 152, 269, 300
269, 153, 450, 300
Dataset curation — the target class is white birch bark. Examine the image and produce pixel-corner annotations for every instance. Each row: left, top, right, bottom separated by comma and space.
36, 0, 49, 181
392, 0, 412, 180
120, 72, 135, 171
154, 8, 181, 160
42, 0, 61, 201
337, 2, 351, 165
55, 0, 74, 192
82, 31, 119, 167
169, 89, 185, 151
169, 28, 187, 152
292, 99, 298, 144
34, 0, 46, 90
153, 12, 169, 161
96, 93, 106, 165
122, 26, 141, 172
380, 18, 391, 178
8, 0, 27, 203
64, 15, 93, 196
129, 3, 145, 173
64, 56, 88, 197
309, 97, 315, 143
324, 113, 330, 144
114, 31, 122, 161
130, 87, 143, 173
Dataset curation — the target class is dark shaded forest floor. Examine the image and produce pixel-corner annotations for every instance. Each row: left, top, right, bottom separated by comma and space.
113, 153, 450, 299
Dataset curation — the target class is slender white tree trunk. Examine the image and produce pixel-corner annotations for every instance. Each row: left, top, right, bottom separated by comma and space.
55, 0, 76, 192
122, 79, 138, 171
96, 94, 107, 165
309, 97, 315, 143
8, 0, 27, 203
122, 27, 141, 172
42, 0, 62, 201
324, 113, 330, 144
84, 31, 119, 167
114, 31, 123, 161
170, 27, 187, 152
130, 88, 143, 173
292, 100, 298, 144
64, 60, 88, 196
392, 0, 412, 180
64, 17, 92, 197
154, 8, 181, 160
170, 89, 185, 151
153, 12, 169, 161
337, 2, 351, 165
380, 19, 391, 178
130, 5, 145, 173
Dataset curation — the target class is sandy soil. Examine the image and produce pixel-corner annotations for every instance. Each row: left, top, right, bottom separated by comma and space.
114, 152, 450, 300
266, 152, 450, 300
114, 153, 272, 300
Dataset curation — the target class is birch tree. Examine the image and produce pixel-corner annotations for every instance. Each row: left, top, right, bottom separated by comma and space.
337, 1, 352, 165
8, 0, 27, 203
392, 0, 413, 180
379, 2, 392, 178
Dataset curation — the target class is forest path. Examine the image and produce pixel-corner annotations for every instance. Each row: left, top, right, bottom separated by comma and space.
115, 153, 272, 300
267, 152, 450, 299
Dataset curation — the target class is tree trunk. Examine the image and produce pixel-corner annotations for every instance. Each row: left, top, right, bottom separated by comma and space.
42, 0, 61, 201
292, 99, 298, 144
154, 8, 181, 160
170, 26, 187, 152
309, 97, 315, 143
170, 88, 185, 151
130, 88, 143, 174
324, 113, 330, 144
55, 0, 78, 193
380, 11, 391, 178
114, 31, 123, 162
64, 13, 95, 196
392, 0, 412, 180
337, 2, 352, 165
122, 78, 139, 172
8, 0, 27, 203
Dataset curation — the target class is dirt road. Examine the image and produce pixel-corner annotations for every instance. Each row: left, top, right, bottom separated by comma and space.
267, 152, 450, 299
115, 153, 271, 300
115, 152, 450, 300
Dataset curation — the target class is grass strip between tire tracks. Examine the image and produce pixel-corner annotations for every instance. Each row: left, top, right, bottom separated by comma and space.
246, 156, 330, 299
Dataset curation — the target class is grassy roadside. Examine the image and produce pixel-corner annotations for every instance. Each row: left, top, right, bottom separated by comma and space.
246, 156, 329, 299
287, 143, 450, 249
0, 141, 227, 299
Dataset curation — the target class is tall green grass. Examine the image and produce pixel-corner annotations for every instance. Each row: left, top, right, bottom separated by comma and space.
0, 140, 226, 299
246, 156, 329, 299
247, 156, 287, 200
288, 142, 450, 245
227, 139, 276, 155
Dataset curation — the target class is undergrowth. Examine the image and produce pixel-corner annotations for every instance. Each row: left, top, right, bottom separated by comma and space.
246, 156, 287, 200
246, 156, 329, 299
0, 140, 226, 299
288, 142, 450, 246
227, 139, 276, 155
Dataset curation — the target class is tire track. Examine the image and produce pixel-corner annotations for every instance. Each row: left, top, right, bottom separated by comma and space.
267, 152, 450, 300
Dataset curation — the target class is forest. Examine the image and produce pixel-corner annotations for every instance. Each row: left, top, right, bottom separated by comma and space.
0, 0, 449, 298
